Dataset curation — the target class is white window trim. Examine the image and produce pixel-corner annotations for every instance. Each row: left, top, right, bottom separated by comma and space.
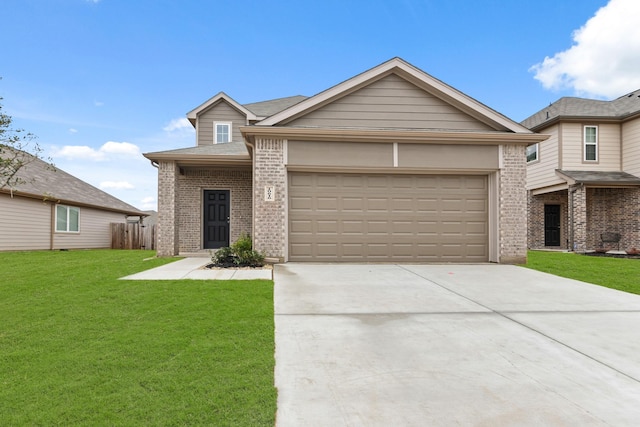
214, 121, 232, 144
55, 205, 80, 233
526, 143, 539, 163
584, 125, 598, 162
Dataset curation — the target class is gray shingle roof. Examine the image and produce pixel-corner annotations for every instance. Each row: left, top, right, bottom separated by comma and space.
144, 141, 250, 158
522, 89, 640, 130
557, 170, 640, 185
3, 148, 144, 215
243, 95, 308, 117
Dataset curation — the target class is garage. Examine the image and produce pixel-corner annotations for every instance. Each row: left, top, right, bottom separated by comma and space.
288, 172, 488, 262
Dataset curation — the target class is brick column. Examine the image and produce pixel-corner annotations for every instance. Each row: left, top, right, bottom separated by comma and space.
253, 138, 286, 261
499, 144, 527, 264
570, 184, 587, 252
156, 161, 179, 257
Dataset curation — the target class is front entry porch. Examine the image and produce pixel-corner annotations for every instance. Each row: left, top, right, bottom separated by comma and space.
528, 171, 640, 252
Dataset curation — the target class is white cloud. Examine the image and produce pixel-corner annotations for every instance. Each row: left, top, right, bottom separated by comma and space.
530, 0, 640, 99
68, 128, 78, 134
140, 196, 157, 211
163, 117, 194, 132
101, 141, 140, 156
100, 181, 135, 190
55, 145, 106, 161
94, 100, 104, 107
53, 141, 141, 161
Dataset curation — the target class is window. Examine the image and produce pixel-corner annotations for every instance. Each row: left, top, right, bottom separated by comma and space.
56, 205, 80, 232
214, 122, 231, 143
526, 143, 539, 163
584, 125, 598, 161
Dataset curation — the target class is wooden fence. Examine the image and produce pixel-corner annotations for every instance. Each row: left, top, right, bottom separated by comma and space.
110, 223, 156, 250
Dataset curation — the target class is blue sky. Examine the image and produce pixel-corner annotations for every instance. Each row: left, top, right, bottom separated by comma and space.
2, 0, 638, 211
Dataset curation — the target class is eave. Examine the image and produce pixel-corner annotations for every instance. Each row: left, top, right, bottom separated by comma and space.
143, 152, 252, 167
241, 126, 549, 145
0, 188, 146, 216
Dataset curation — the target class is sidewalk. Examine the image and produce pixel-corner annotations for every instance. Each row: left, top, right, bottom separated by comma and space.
119, 257, 273, 280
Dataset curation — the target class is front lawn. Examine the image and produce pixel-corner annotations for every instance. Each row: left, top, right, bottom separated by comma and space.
0, 250, 275, 426
524, 250, 640, 295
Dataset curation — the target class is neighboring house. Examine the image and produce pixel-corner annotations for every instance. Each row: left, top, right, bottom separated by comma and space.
144, 58, 546, 263
0, 149, 146, 251
523, 90, 640, 252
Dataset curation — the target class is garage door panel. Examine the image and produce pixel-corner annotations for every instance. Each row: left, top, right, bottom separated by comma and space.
288, 173, 488, 262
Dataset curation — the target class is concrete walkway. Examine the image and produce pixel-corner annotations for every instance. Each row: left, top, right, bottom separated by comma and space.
119, 257, 272, 280
274, 263, 640, 426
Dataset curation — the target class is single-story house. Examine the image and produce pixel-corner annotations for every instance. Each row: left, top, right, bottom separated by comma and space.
523, 90, 640, 252
145, 57, 548, 263
0, 149, 146, 251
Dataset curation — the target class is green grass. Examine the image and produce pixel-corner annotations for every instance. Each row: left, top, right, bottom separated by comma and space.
523, 250, 640, 295
0, 250, 275, 426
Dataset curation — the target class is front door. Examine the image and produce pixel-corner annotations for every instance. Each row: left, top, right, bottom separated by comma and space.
544, 204, 561, 247
203, 190, 230, 249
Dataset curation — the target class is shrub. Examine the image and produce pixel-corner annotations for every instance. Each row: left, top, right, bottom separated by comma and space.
211, 234, 265, 268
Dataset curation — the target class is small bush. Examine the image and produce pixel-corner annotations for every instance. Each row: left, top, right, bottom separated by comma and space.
212, 246, 234, 265
211, 234, 265, 268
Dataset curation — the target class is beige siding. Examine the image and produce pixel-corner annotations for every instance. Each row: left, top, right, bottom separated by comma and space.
196, 101, 245, 146
526, 124, 563, 190
561, 123, 621, 171
288, 141, 393, 168
398, 144, 498, 169
53, 206, 127, 250
0, 194, 52, 251
286, 73, 494, 131
622, 117, 640, 176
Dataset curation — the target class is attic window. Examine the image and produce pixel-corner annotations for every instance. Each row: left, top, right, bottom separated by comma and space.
214, 122, 231, 144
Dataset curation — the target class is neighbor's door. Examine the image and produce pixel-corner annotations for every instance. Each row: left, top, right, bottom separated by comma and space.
203, 190, 230, 249
544, 204, 561, 247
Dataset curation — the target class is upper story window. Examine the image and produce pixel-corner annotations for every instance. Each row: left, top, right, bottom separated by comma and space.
526, 143, 539, 163
56, 205, 80, 233
214, 122, 231, 144
584, 125, 598, 161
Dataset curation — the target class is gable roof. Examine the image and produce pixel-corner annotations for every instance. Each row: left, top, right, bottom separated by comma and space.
256, 57, 533, 134
1, 149, 144, 215
186, 92, 258, 125
522, 89, 640, 130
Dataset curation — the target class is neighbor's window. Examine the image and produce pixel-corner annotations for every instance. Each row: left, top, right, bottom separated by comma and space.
584, 125, 598, 161
214, 122, 231, 143
56, 205, 80, 232
526, 143, 539, 163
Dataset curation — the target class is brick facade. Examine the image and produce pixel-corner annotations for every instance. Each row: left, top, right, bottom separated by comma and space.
527, 190, 569, 249
528, 186, 640, 252
499, 144, 528, 264
176, 168, 252, 253
156, 161, 179, 257
252, 138, 287, 261
586, 187, 640, 251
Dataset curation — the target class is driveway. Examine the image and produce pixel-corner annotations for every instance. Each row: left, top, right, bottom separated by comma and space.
274, 264, 640, 426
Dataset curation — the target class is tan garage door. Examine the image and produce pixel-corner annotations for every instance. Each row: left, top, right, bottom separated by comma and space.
288, 173, 488, 262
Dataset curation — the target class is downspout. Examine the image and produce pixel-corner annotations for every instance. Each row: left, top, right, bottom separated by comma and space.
50, 203, 55, 250
245, 139, 256, 250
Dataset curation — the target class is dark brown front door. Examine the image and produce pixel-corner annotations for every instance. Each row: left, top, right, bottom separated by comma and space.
544, 204, 561, 247
204, 190, 230, 249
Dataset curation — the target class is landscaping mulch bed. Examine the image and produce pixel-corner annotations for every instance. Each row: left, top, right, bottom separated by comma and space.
202, 263, 273, 270
583, 252, 640, 259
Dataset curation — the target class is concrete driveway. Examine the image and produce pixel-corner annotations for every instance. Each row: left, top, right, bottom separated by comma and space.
274, 264, 640, 426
